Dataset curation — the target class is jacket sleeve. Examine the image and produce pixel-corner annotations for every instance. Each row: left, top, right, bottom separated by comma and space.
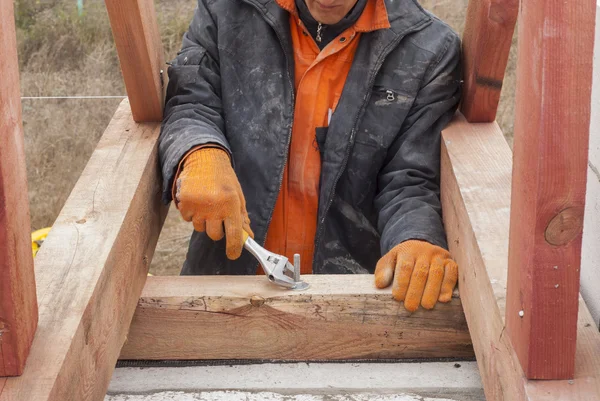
158, 0, 231, 203
374, 33, 462, 254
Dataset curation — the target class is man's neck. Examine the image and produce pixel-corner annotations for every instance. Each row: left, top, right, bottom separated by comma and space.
294, 0, 368, 49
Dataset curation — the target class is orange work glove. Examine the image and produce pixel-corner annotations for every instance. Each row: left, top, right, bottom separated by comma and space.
175, 148, 253, 260
374, 240, 458, 312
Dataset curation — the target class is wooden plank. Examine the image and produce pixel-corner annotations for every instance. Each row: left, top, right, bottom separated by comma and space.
441, 114, 525, 401
441, 114, 600, 401
0, 0, 38, 377
524, 298, 600, 399
506, 0, 596, 379
105, 0, 165, 122
460, 0, 518, 122
120, 275, 474, 361
0, 100, 168, 401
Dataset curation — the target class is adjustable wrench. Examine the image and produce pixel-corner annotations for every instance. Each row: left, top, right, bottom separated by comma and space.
243, 231, 310, 290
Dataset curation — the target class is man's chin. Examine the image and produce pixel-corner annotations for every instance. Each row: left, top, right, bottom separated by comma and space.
309, 8, 345, 25
314, 15, 344, 24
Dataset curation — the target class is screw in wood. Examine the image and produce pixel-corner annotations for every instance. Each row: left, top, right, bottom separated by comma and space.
519, 310, 525, 318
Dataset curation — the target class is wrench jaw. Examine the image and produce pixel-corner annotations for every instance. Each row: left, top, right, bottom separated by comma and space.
269, 261, 310, 291
243, 236, 310, 290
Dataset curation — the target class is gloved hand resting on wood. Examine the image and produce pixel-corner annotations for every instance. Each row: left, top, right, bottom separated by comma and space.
175, 147, 253, 260
374, 240, 458, 312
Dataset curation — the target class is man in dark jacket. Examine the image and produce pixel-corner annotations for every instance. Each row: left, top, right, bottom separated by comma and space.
159, 0, 462, 311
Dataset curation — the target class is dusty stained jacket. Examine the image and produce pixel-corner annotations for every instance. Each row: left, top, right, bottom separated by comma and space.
159, 0, 462, 275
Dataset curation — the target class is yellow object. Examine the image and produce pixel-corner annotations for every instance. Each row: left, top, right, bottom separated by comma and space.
31, 227, 52, 257
176, 148, 253, 260
374, 240, 458, 312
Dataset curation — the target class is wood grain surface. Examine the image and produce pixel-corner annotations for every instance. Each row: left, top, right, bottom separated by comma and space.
0, 0, 38, 377
105, 0, 165, 122
441, 113, 600, 401
506, 0, 596, 379
120, 275, 474, 361
0, 100, 168, 401
524, 298, 600, 400
460, 0, 518, 122
441, 113, 525, 401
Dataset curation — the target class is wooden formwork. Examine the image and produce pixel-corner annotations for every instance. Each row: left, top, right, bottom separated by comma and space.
0, 0, 598, 400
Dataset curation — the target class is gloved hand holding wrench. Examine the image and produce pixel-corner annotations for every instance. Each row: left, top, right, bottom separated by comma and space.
175, 147, 309, 291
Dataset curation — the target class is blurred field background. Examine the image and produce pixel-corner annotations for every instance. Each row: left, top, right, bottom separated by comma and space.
17, 0, 516, 275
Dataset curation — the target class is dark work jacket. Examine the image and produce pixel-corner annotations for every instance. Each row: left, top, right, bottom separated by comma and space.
158, 0, 463, 275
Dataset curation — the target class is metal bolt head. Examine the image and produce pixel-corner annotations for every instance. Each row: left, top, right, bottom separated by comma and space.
519, 310, 525, 318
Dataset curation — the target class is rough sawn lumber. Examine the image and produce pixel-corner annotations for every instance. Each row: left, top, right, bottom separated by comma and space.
460, 0, 518, 122
105, 0, 165, 122
120, 275, 474, 361
0, 0, 38, 377
0, 100, 168, 401
441, 113, 600, 401
506, 0, 596, 380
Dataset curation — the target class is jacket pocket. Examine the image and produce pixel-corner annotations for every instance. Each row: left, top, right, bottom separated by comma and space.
370, 86, 413, 107
354, 86, 414, 148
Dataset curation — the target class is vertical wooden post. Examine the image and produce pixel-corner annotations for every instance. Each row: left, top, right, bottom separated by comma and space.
460, 0, 519, 122
506, 0, 596, 379
0, 0, 39, 377
105, 0, 166, 122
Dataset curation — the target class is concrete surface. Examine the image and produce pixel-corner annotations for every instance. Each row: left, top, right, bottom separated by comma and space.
581, 0, 600, 328
105, 393, 474, 401
106, 361, 484, 401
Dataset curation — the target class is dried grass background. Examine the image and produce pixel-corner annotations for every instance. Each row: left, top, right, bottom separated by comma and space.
18, 0, 516, 275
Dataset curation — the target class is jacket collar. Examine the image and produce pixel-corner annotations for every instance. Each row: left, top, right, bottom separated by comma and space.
275, 0, 391, 32
245, 0, 431, 36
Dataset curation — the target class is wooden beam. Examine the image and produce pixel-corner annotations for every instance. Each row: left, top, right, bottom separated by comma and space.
441, 114, 523, 400
460, 0, 518, 122
105, 0, 165, 122
0, 0, 38, 377
0, 100, 168, 401
524, 298, 600, 399
441, 114, 600, 401
506, 0, 596, 379
120, 275, 474, 361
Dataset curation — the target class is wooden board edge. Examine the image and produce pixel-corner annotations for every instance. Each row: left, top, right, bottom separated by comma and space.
120, 275, 474, 361
0, 101, 168, 401
105, 0, 166, 122
460, 0, 518, 122
505, 0, 596, 379
441, 114, 600, 400
441, 114, 528, 401
0, 0, 38, 377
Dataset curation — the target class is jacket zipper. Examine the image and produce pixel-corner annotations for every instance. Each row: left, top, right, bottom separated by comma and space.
311, 20, 432, 270
242, 1, 296, 252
